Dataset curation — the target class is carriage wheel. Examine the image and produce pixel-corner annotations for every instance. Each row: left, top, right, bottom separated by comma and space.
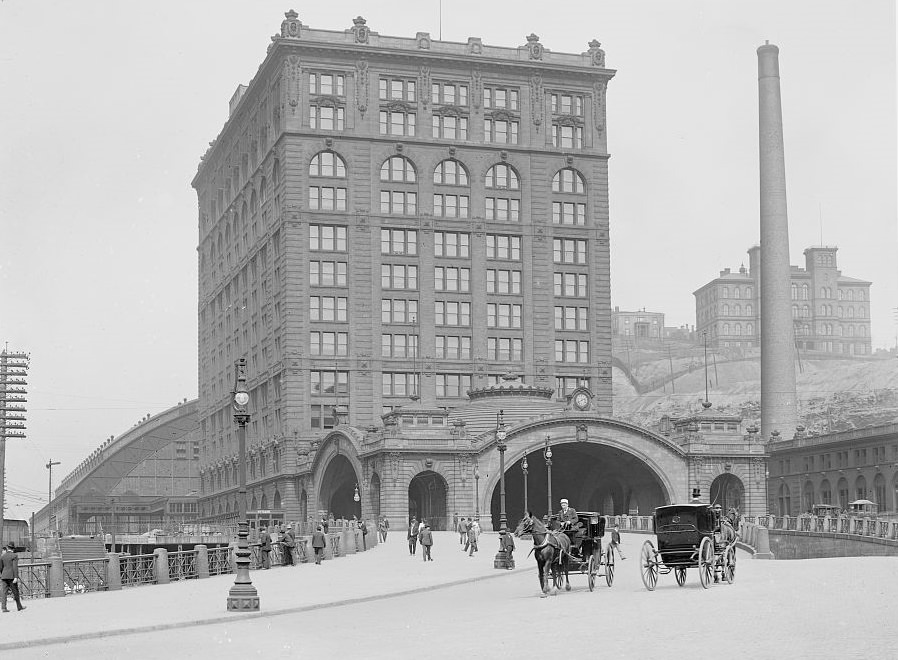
640, 540, 658, 591
604, 545, 615, 587
724, 546, 736, 584
587, 553, 596, 592
698, 537, 714, 589
675, 566, 687, 587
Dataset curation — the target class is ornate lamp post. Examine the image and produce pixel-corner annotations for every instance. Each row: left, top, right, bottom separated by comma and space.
494, 410, 513, 569
521, 454, 529, 516
354, 483, 361, 517
227, 358, 259, 612
544, 434, 553, 518
474, 463, 480, 520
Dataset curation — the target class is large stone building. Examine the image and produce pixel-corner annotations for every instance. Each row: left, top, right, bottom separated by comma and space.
611, 307, 665, 340
190, 12, 766, 531
694, 245, 872, 354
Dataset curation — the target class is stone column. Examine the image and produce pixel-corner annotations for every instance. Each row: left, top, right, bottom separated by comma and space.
106, 553, 122, 591
195, 545, 209, 579
154, 548, 170, 585
757, 42, 798, 440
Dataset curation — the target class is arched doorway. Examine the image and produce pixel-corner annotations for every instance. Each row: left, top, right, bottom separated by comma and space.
820, 479, 832, 505
837, 477, 849, 509
369, 473, 382, 518
854, 475, 867, 501
801, 480, 815, 514
710, 473, 746, 513
319, 454, 360, 520
493, 442, 668, 524
408, 471, 448, 530
777, 483, 791, 516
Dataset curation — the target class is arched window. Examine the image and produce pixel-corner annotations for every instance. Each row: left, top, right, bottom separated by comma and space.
791, 283, 798, 300
735, 323, 742, 335
484, 163, 521, 221
551, 168, 587, 226
746, 323, 753, 335
838, 289, 844, 300
259, 176, 268, 203
860, 326, 866, 337
820, 287, 827, 299
746, 286, 752, 298
433, 159, 470, 218
734, 287, 741, 299
859, 306, 866, 318
309, 151, 348, 211
801, 284, 809, 300
848, 307, 855, 318
837, 307, 844, 318
802, 305, 809, 318
722, 287, 729, 299
848, 325, 855, 337
847, 290, 854, 301
858, 290, 865, 301
723, 323, 730, 335
250, 189, 259, 215
380, 156, 417, 215
272, 159, 280, 185
723, 304, 729, 316
746, 304, 753, 316
792, 305, 799, 319
734, 304, 741, 316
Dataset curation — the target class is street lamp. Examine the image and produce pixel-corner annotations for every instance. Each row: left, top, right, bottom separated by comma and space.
354, 483, 361, 516
544, 435, 553, 518
474, 463, 480, 520
521, 454, 529, 517
227, 358, 259, 612
494, 410, 513, 569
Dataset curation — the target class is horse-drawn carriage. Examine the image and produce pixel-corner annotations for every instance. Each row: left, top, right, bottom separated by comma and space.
639, 503, 737, 591
515, 511, 614, 595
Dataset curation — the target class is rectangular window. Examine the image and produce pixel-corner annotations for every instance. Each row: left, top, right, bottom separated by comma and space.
552, 124, 583, 149
432, 82, 468, 106
554, 272, 588, 297
381, 229, 418, 255
434, 232, 470, 257
483, 87, 519, 110
309, 105, 345, 130
550, 93, 584, 116
380, 78, 416, 102
554, 306, 588, 330
434, 266, 471, 292
310, 225, 347, 251
309, 73, 345, 96
309, 296, 348, 322
488, 337, 523, 361
552, 202, 586, 225
553, 238, 588, 264
309, 186, 347, 211
309, 261, 347, 286
381, 264, 419, 290
487, 303, 523, 329
554, 339, 589, 363
484, 118, 519, 144
555, 376, 590, 397
310, 331, 348, 356
310, 404, 336, 430
380, 190, 418, 215
486, 234, 522, 260
381, 333, 419, 358
382, 372, 420, 396
432, 115, 468, 140
379, 110, 417, 136
435, 335, 472, 359
435, 301, 471, 326
486, 269, 522, 294
381, 298, 419, 323
485, 198, 520, 222
310, 370, 349, 395
433, 194, 470, 218
436, 373, 472, 397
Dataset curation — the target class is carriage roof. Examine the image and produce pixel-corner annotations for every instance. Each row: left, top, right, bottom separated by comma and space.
654, 504, 718, 536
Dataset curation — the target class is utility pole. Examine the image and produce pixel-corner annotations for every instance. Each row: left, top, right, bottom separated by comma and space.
46, 460, 61, 502
1, 349, 30, 546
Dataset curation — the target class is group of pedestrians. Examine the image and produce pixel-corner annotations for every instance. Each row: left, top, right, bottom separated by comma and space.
456, 515, 481, 557
406, 517, 434, 560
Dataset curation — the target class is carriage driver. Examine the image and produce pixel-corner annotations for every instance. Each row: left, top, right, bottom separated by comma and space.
557, 498, 578, 531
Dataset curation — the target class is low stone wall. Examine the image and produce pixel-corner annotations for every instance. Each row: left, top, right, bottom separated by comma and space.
767, 529, 898, 560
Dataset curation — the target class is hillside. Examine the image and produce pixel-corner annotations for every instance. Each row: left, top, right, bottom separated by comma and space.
611, 339, 898, 433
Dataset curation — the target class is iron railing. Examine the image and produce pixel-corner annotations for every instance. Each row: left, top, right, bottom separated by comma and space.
17, 562, 50, 599
168, 550, 198, 581
208, 546, 232, 576
120, 553, 156, 588
62, 559, 107, 595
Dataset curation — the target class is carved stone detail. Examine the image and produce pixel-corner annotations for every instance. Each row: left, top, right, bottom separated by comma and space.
592, 80, 607, 133
285, 55, 301, 116
355, 58, 369, 117
530, 74, 544, 130
467, 37, 483, 55
416, 32, 432, 49
525, 33, 544, 60
419, 66, 432, 108
350, 16, 370, 44
471, 68, 483, 109
588, 39, 606, 68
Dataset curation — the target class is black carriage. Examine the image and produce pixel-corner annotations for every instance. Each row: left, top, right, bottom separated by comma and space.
553, 511, 615, 591
639, 504, 737, 591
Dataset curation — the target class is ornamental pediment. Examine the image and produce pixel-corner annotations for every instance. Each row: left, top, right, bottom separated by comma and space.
434, 104, 468, 117
311, 95, 344, 108
489, 109, 519, 122
554, 114, 584, 127
382, 100, 414, 113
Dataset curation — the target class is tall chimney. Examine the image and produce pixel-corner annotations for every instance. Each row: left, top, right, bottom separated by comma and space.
757, 42, 798, 440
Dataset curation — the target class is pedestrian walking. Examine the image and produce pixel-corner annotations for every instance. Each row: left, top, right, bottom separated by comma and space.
471, 518, 482, 540
0, 543, 25, 612
378, 517, 388, 543
610, 524, 626, 560
457, 516, 468, 545
359, 518, 368, 550
282, 525, 296, 566
311, 525, 327, 564
466, 523, 478, 556
407, 517, 420, 556
259, 526, 272, 569
418, 521, 434, 561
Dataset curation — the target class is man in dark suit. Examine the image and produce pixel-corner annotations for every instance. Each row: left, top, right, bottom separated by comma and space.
282, 525, 296, 566
311, 525, 327, 564
259, 526, 272, 569
557, 498, 578, 530
0, 543, 26, 612
407, 517, 420, 556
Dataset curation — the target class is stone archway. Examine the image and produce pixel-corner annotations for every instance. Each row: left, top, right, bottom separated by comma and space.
319, 454, 360, 519
710, 473, 745, 513
408, 471, 449, 531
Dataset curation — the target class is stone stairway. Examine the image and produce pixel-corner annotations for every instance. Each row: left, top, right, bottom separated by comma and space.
57, 537, 107, 561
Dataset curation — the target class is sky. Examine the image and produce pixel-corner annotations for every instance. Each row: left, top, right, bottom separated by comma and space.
0, 0, 895, 516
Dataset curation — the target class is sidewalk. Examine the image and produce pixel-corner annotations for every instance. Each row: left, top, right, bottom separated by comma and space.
2, 531, 523, 651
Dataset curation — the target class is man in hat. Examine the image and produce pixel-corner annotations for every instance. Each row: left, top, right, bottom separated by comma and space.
0, 543, 25, 612
311, 525, 327, 565
556, 498, 578, 531
407, 517, 420, 556
259, 526, 272, 569
282, 525, 296, 566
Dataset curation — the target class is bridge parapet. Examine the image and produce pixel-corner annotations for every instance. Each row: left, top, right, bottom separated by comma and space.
746, 514, 898, 559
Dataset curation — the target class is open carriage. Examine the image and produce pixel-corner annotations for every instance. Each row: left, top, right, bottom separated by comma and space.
639, 503, 737, 591
551, 511, 615, 591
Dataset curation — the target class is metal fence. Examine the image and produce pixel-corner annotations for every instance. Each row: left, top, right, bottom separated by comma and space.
62, 559, 107, 595
17, 562, 50, 599
120, 553, 156, 588
208, 546, 232, 576
168, 550, 198, 582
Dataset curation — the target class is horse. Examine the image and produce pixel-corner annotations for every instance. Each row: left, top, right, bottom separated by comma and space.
514, 513, 572, 596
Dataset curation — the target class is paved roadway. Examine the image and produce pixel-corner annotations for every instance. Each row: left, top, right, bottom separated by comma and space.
6, 532, 896, 659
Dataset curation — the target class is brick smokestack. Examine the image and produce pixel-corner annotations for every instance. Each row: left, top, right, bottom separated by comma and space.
758, 42, 798, 440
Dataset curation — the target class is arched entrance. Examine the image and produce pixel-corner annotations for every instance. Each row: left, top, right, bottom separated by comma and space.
709, 473, 745, 513
320, 454, 360, 519
408, 471, 449, 530
491, 441, 669, 524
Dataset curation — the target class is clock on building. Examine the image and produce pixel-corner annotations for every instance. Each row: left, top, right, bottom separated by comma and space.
570, 388, 592, 411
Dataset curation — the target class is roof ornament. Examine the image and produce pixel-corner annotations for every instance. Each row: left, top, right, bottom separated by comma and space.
277, 9, 302, 41
525, 33, 544, 60
351, 16, 370, 44
587, 39, 605, 67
